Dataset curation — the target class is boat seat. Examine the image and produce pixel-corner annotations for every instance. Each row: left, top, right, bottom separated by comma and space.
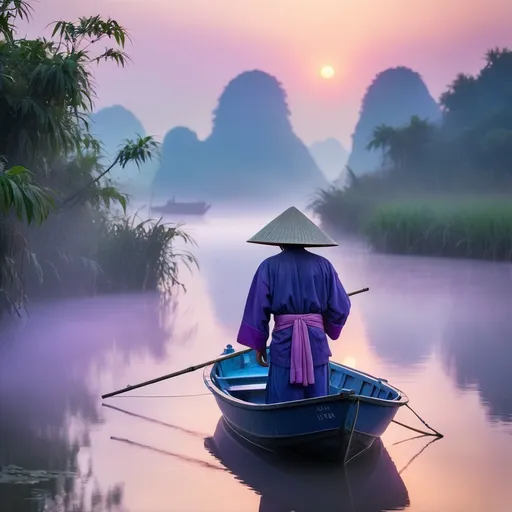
216, 373, 266, 381
225, 383, 267, 392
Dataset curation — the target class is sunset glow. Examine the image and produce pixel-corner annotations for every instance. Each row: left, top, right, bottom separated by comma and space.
25, 0, 512, 146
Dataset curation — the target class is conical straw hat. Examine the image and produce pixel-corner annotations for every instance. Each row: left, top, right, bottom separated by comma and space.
247, 206, 338, 247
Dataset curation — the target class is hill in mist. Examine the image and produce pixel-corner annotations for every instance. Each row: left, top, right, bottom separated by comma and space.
347, 67, 441, 176
309, 138, 348, 182
90, 105, 157, 194
152, 70, 327, 204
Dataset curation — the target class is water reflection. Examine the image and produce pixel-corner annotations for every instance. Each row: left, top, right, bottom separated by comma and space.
347, 252, 512, 382
111, 436, 225, 472
352, 251, 512, 425
440, 267, 512, 424
344, 253, 454, 369
205, 418, 410, 512
0, 292, 182, 512
103, 403, 208, 438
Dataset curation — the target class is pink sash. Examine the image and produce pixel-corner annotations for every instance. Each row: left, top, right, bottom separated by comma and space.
273, 313, 324, 386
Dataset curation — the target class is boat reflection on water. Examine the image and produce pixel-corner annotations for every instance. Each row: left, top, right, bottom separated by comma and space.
204, 418, 410, 512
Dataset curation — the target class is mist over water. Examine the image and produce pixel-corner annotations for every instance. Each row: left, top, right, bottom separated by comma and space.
1, 213, 511, 512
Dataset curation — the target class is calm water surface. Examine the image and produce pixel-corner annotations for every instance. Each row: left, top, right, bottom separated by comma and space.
1, 213, 511, 512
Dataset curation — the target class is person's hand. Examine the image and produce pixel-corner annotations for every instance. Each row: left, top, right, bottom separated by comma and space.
256, 349, 269, 367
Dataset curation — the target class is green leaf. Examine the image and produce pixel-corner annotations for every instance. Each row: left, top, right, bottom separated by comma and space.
0, 167, 55, 224
5, 165, 30, 177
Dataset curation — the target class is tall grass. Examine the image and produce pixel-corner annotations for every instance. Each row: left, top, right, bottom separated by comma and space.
95, 214, 198, 294
365, 198, 512, 261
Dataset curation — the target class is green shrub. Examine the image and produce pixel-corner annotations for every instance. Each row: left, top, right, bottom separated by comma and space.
310, 171, 395, 233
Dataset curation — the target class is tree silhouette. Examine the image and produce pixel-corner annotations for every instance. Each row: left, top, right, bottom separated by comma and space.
367, 116, 435, 171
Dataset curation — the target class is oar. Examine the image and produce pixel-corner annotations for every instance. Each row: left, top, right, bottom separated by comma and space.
101, 286, 369, 399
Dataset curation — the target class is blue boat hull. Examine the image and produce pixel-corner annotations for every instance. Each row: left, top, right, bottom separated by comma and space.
204, 348, 408, 463
211, 389, 399, 462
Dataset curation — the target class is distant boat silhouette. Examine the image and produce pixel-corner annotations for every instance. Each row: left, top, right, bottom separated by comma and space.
151, 197, 212, 215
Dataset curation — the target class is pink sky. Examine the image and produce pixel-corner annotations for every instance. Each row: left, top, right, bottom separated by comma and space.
21, 0, 512, 148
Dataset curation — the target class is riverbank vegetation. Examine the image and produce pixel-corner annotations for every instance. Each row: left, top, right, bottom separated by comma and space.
0, 1, 197, 317
312, 49, 512, 261
366, 198, 512, 260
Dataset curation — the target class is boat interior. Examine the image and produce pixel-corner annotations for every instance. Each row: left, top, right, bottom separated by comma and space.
212, 350, 401, 405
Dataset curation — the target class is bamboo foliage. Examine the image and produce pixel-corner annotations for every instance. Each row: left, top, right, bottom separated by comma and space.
0, 166, 54, 224
0, 2, 195, 316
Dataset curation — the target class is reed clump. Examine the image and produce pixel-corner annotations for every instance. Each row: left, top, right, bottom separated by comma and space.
95, 214, 198, 294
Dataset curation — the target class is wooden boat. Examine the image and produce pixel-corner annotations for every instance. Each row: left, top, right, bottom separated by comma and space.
203, 345, 409, 463
204, 417, 410, 511
151, 198, 211, 215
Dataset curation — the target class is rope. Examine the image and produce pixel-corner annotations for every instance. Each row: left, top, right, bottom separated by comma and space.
110, 392, 212, 398
108, 391, 444, 439
392, 403, 444, 438
343, 399, 361, 466
392, 433, 429, 446
397, 437, 441, 475
405, 403, 444, 437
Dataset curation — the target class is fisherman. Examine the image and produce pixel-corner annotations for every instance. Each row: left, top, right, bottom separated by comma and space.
236, 206, 351, 404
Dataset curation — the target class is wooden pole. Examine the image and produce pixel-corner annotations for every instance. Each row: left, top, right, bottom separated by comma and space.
101, 287, 369, 399
101, 348, 251, 399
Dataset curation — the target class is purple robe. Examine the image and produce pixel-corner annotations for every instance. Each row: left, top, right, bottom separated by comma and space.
237, 246, 351, 403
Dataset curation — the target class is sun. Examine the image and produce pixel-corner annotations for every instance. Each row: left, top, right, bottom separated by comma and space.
320, 65, 335, 79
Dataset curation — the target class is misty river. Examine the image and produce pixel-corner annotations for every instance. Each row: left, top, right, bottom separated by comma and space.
1, 211, 511, 512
